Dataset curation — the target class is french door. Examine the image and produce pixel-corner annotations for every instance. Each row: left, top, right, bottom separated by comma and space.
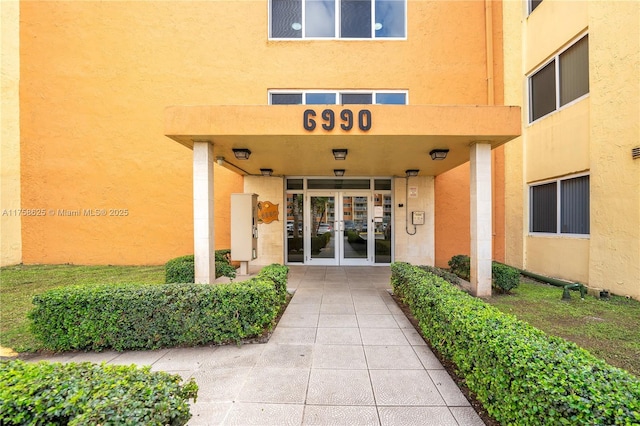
306, 191, 371, 265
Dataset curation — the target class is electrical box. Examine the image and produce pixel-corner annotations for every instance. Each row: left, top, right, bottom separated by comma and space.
231, 193, 258, 267
412, 211, 425, 225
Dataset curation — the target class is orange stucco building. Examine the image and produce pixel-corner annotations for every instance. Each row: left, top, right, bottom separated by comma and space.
3, 0, 522, 297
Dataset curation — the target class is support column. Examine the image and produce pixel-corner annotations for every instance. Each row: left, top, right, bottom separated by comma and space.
193, 141, 215, 284
470, 143, 492, 297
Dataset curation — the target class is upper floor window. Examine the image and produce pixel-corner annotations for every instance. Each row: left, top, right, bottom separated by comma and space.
528, 0, 543, 15
270, 0, 406, 39
530, 174, 589, 235
528, 34, 589, 122
270, 90, 407, 105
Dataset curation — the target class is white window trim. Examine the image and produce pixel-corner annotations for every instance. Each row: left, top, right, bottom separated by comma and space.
268, 0, 407, 41
528, 172, 590, 238
527, 32, 589, 125
268, 89, 409, 105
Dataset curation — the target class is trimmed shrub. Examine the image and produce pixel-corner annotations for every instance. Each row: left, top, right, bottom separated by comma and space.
165, 250, 236, 284
29, 264, 289, 351
0, 359, 197, 425
418, 265, 460, 285
448, 254, 470, 280
491, 261, 520, 293
390, 262, 640, 425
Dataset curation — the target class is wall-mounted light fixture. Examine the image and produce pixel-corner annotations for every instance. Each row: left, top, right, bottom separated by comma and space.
260, 168, 273, 176
405, 169, 420, 177
334, 169, 345, 177
232, 148, 251, 160
332, 149, 348, 160
429, 149, 449, 160
216, 156, 225, 166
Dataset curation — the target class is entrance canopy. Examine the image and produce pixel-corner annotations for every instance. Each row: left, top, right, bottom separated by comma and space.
164, 105, 521, 176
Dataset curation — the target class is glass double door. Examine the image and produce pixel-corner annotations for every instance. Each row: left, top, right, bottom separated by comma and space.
308, 192, 371, 265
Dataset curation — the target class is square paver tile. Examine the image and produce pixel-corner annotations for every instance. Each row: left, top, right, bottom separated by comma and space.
360, 328, 409, 346
108, 349, 170, 366
278, 313, 319, 328
224, 403, 304, 426
318, 314, 358, 328
201, 344, 265, 369
449, 407, 486, 426
370, 370, 445, 406
312, 345, 367, 369
256, 344, 313, 368
316, 328, 362, 345
354, 304, 391, 315
413, 346, 444, 369
190, 368, 252, 402
68, 351, 121, 364
269, 327, 317, 345
152, 346, 217, 372
290, 294, 323, 305
285, 303, 321, 314
302, 405, 380, 425
322, 293, 352, 304
428, 369, 470, 406
187, 402, 231, 426
377, 406, 458, 426
401, 328, 427, 346
357, 314, 399, 328
306, 369, 375, 405
364, 346, 423, 370
238, 367, 310, 404
392, 314, 414, 329
320, 303, 355, 314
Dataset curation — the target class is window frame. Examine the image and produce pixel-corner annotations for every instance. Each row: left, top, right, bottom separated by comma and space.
268, 89, 409, 105
527, 33, 589, 124
527, 0, 543, 15
268, 0, 407, 40
529, 173, 590, 237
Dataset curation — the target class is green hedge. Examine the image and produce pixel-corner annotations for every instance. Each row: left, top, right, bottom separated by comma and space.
29, 264, 289, 351
448, 254, 521, 293
165, 250, 235, 283
391, 262, 640, 425
0, 359, 197, 425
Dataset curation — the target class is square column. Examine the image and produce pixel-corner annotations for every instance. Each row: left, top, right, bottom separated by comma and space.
193, 141, 215, 284
470, 143, 492, 297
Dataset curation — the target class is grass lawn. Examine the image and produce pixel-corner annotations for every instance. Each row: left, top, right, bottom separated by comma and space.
0, 264, 165, 352
486, 279, 640, 378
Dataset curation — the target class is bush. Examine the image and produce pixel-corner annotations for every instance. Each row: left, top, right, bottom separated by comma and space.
165, 250, 236, 283
0, 359, 197, 425
390, 262, 640, 425
29, 264, 289, 351
492, 261, 520, 293
448, 254, 470, 280
311, 233, 331, 254
419, 265, 460, 285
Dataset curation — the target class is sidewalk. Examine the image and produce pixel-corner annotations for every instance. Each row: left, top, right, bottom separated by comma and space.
28, 266, 485, 425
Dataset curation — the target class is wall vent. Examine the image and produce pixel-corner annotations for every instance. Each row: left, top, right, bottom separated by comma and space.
633, 146, 640, 160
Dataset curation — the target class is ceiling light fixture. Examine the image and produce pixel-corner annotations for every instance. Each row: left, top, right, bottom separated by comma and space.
332, 149, 348, 160
334, 169, 345, 177
232, 148, 251, 160
429, 149, 449, 161
216, 156, 225, 166
260, 168, 273, 176
405, 169, 419, 177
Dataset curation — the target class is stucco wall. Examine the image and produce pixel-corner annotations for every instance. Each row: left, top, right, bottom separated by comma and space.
244, 176, 285, 266
1, 1, 21, 266
394, 176, 435, 266
587, 1, 640, 299
19, 0, 504, 266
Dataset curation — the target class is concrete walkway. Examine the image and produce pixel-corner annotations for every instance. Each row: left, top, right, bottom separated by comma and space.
28, 266, 484, 426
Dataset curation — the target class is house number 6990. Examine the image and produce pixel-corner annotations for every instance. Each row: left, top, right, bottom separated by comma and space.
303, 109, 371, 132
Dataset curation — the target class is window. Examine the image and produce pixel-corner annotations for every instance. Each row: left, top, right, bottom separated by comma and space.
270, 90, 407, 105
528, 0, 543, 15
528, 35, 589, 122
530, 175, 589, 235
270, 0, 406, 39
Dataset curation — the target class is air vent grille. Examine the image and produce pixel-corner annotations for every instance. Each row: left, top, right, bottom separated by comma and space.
633, 146, 640, 160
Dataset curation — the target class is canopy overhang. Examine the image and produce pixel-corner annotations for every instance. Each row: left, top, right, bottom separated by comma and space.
164, 104, 521, 176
